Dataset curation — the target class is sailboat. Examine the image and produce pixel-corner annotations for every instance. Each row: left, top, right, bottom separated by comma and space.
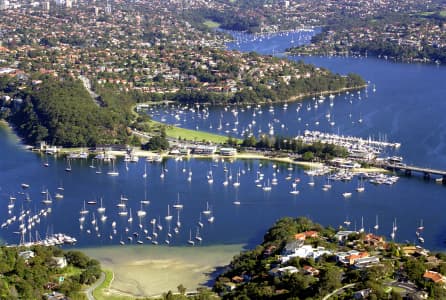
356, 178, 365, 192
107, 159, 119, 176
374, 215, 379, 231
262, 179, 272, 191
65, 158, 72, 172
142, 163, 147, 178
203, 202, 211, 215
233, 171, 240, 187
175, 209, 182, 229
289, 183, 299, 195
137, 202, 146, 217
197, 213, 204, 228
80, 201, 89, 215
97, 198, 106, 214
207, 170, 213, 184
417, 219, 424, 231
42, 191, 52, 205
173, 193, 184, 209
164, 205, 173, 221
187, 230, 195, 246
359, 216, 365, 233
127, 208, 133, 223
195, 227, 203, 242
308, 175, 315, 186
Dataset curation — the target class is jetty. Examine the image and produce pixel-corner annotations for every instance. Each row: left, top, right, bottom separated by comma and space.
385, 163, 446, 182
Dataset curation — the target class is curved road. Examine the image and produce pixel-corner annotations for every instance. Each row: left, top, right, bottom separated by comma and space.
86, 272, 106, 300
322, 283, 356, 300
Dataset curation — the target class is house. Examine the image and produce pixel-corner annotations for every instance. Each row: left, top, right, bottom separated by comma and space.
423, 270, 446, 284
334, 230, 357, 242
44, 291, 68, 300
18, 250, 35, 260
353, 256, 380, 269
302, 265, 320, 276
353, 288, 372, 299
294, 230, 319, 241
282, 240, 304, 255
268, 266, 298, 277
280, 245, 331, 263
263, 245, 277, 257
191, 145, 216, 155
52, 257, 67, 268
345, 252, 370, 265
219, 147, 237, 156
231, 276, 244, 283
363, 233, 386, 248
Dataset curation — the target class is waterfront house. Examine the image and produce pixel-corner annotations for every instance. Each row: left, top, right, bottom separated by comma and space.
353, 256, 380, 269
280, 244, 331, 263
191, 145, 216, 155
363, 233, 386, 248
220, 147, 237, 156
268, 266, 299, 277
334, 230, 357, 242
423, 270, 446, 284
263, 245, 277, 257
282, 240, 305, 255
302, 265, 320, 276
18, 250, 35, 261
294, 230, 319, 241
51, 257, 67, 269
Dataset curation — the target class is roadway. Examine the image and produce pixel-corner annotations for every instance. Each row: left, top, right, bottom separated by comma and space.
85, 271, 105, 300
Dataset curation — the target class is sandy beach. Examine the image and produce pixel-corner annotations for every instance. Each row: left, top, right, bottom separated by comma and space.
81, 244, 243, 298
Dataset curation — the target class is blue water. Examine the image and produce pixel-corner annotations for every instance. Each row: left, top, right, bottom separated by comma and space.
1, 29, 446, 251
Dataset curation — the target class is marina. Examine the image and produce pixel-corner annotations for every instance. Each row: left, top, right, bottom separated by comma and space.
1, 30, 446, 253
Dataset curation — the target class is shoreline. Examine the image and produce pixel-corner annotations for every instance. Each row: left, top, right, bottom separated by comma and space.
81, 244, 244, 298
47, 148, 389, 174
134, 84, 367, 108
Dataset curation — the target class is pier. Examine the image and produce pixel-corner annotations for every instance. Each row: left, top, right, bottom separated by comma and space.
385, 163, 446, 182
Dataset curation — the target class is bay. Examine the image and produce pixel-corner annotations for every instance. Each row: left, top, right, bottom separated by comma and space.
1, 29, 446, 254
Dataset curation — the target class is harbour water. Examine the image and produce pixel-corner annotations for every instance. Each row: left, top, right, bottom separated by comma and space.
1, 29, 446, 252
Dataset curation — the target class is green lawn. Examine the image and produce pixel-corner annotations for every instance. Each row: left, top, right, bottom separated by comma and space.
165, 124, 234, 144
440, 10, 446, 17
148, 120, 240, 144
92, 270, 135, 300
63, 265, 83, 277
203, 20, 220, 29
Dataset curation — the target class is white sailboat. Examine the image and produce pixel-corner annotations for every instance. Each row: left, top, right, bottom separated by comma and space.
42, 190, 53, 205
356, 178, 365, 192
233, 171, 240, 187
202, 202, 211, 215
164, 205, 173, 221
262, 179, 272, 191
359, 216, 365, 233
308, 175, 315, 186
197, 212, 204, 228
137, 202, 147, 217
187, 229, 195, 245
195, 227, 202, 242
65, 158, 72, 172
80, 201, 89, 215
374, 215, 379, 231
97, 198, 106, 214
207, 170, 213, 184
142, 163, 147, 178
172, 193, 184, 209
342, 192, 352, 198
107, 159, 119, 176
289, 183, 299, 195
